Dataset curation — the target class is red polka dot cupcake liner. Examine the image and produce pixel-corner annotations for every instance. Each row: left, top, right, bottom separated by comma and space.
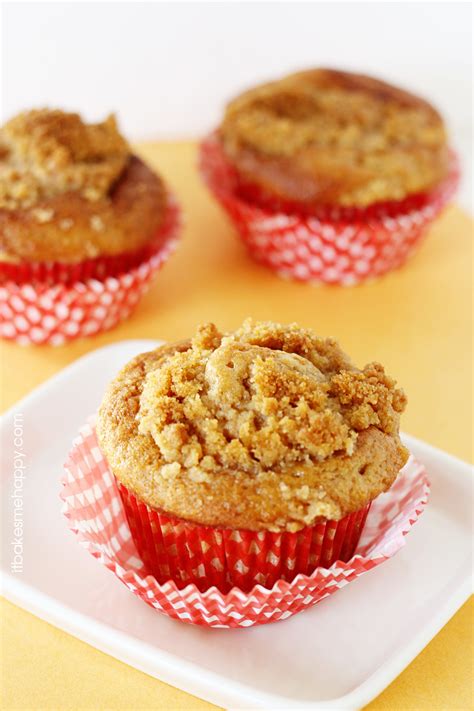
199, 134, 459, 284
0, 241, 168, 286
0, 196, 181, 345
61, 421, 430, 628
117, 481, 371, 594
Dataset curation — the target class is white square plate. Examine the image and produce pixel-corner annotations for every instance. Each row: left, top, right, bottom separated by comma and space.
1, 341, 472, 710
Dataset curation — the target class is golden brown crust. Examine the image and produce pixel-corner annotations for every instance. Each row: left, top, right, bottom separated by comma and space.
97, 320, 408, 531
220, 68, 449, 207
0, 156, 167, 263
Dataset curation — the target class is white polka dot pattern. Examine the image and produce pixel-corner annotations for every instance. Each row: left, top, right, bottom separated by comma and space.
199, 134, 459, 285
61, 422, 430, 628
0, 198, 181, 345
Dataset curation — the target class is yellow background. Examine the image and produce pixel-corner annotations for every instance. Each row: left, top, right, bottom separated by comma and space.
1, 142, 472, 710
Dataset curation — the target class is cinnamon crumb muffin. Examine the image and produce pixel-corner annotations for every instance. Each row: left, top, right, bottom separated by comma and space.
220, 68, 449, 209
200, 68, 457, 285
0, 108, 167, 266
96, 320, 408, 590
0, 108, 181, 345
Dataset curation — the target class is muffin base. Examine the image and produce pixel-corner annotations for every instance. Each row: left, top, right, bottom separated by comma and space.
118, 481, 371, 593
199, 133, 459, 285
0, 195, 181, 345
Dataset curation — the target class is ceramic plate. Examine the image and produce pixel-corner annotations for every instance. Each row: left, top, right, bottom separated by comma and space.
1, 341, 472, 710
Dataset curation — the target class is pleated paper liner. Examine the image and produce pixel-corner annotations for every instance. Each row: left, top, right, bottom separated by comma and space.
0, 240, 164, 286
118, 481, 371, 593
199, 133, 459, 285
61, 422, 430, 627
0, 196, 181, 345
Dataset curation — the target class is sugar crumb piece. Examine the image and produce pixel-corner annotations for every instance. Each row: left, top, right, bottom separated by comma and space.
90, 215, 105, 232
160, 462, 181, 479
32, 207, 54, 223
59, 217, 74, 230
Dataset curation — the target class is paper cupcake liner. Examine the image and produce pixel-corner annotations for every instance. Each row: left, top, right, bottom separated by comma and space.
117, 481, 371, 593
0, 196, 181, 345
61, 422, 430, 627
0, 245, 160, 286
199, 133, 459, 285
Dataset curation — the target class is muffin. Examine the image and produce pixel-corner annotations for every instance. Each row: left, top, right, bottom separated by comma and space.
200, 68, 458, 284
97, 319, 408, 592
0, 109, 180, 344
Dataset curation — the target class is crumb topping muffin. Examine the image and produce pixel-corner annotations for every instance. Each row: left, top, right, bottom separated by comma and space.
220, 68, 449, 208
97, 320, 408, 532
0, 109, 167, 263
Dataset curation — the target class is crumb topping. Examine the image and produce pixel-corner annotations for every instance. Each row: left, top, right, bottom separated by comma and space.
221, 68, 448, 206
138, 320, 406, 476
0, 109, 129, 209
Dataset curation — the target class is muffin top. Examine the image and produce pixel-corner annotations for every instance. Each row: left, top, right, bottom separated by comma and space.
0, 109, 129, 209
0, 109, 167, 263
220, 68, 449, 208
97, 320, 408, 532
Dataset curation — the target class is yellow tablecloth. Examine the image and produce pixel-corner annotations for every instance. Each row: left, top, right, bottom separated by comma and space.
1, 142, 472, 710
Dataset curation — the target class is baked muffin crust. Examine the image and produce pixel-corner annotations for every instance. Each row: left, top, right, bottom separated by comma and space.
0, 109, 167, 263
220, 68, 449, 208
97, 320, 408, 531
